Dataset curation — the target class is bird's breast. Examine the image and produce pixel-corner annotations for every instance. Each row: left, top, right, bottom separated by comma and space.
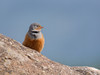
23, 33, 44, 52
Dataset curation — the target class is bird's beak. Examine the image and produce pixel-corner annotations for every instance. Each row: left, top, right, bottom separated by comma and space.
40, 26, 43, 29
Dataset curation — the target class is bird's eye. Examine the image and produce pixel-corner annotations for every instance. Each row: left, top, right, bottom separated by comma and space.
37, 25, 40, 27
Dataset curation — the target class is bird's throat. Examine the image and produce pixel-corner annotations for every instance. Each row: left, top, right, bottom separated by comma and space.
28, 31, 42, 39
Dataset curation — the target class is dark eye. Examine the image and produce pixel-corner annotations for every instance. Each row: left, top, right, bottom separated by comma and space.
37, 25, 40, 27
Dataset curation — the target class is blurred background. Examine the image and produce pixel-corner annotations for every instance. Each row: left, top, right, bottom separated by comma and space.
0, 0, 100, 69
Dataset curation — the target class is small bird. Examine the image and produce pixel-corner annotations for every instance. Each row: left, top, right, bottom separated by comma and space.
23, 23, 45, 52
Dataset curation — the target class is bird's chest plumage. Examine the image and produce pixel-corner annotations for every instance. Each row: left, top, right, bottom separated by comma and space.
23, 33, 44, 52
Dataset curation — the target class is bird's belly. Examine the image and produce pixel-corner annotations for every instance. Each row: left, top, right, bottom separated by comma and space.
29, 39, 44, 52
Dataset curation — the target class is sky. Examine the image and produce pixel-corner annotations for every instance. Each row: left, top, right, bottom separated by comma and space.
0, 0, 100, 69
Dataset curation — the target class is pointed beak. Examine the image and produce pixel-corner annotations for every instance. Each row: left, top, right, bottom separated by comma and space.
40, 26, 43, 29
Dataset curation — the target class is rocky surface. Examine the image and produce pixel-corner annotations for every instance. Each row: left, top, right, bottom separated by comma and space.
0, 34, 100, 75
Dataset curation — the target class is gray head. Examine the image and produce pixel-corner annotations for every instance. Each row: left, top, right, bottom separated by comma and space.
29, 23, 43, 32
28, 23, 43, 39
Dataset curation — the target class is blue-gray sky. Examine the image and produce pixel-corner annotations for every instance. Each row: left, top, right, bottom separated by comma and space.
0, 0, 100, 68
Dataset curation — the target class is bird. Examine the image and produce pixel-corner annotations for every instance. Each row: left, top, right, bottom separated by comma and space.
23, 23, 45, 52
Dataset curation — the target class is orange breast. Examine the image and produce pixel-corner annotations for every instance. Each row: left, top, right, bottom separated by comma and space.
23, 33, 44, 52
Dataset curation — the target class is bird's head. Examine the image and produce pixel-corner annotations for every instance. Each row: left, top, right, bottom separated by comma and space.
29, 23, 43, 32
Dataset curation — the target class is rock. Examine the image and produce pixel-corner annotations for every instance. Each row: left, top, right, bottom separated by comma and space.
0, 34, 99, 75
